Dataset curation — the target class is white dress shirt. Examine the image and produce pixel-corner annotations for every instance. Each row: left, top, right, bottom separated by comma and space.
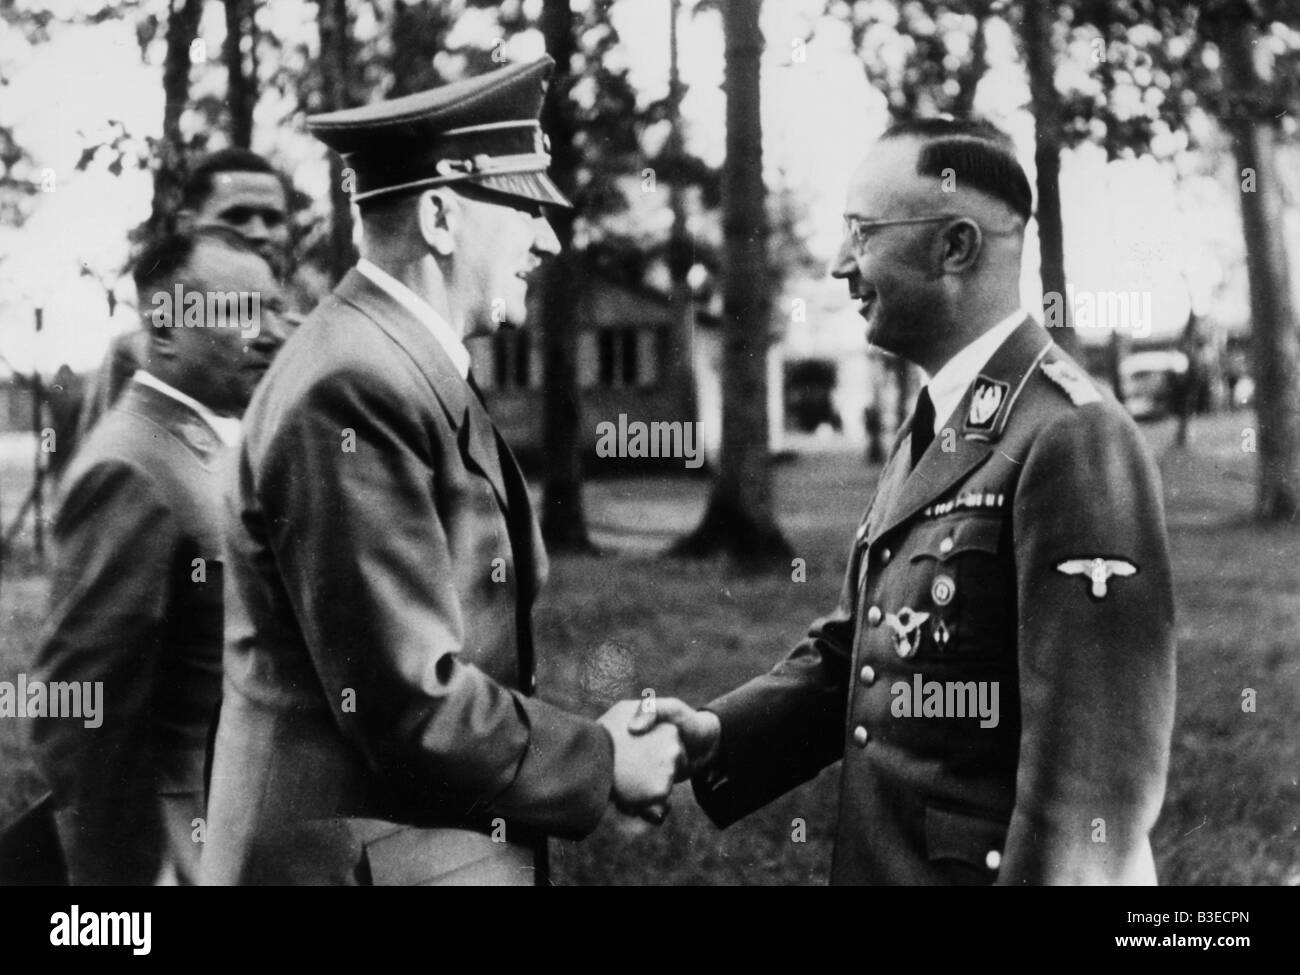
356, 258, 471, 380
132, 370, 243, 446
921, 308, 1028, 436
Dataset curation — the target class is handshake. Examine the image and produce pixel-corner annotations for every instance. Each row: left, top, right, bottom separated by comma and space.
596, 697, 721, 824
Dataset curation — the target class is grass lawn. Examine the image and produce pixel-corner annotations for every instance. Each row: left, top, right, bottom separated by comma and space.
1, 413, 1296, 885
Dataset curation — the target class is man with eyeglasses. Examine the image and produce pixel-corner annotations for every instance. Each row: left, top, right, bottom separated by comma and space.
199, 57, 682, 886
631, 118, 1176, 885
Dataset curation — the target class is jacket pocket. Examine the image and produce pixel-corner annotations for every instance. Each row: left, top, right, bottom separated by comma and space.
925, 804, 1008, 874
908, 516, 1011, 657
909, 516, 1002, 564
361, 822, 535, 886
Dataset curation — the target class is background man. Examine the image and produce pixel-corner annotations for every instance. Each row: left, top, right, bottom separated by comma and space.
30, 228, 288, 884
72, 149, 293, 449
635, 118, 1176, 885
200, 56, 681, 887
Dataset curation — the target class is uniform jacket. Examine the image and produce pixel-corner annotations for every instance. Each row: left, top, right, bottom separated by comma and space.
31, 378, 229, 884
200, 269, 613, 886
694, 318, 1176, 885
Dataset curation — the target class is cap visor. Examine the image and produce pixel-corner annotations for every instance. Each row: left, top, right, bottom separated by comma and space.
473, 171, 572, 209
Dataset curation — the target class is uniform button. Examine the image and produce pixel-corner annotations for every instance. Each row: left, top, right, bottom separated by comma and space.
858, 665, 876, 686
939, 537, 954, 555
852, 725, 870, 748
881, 548, 892, 564
866, 606, 883, 626
985, 849, 1002, 871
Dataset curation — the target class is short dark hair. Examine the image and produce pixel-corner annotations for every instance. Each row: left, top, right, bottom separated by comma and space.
881, 118, 1033, 223
180, 148, 285, 211
132, 225, 261, 298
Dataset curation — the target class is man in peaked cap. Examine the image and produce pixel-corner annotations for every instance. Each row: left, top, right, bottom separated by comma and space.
200, 56, 682, 886
631, 118, 1176, 885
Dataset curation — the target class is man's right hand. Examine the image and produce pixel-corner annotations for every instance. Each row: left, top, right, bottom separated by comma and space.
627, 697, 721, 782
597, 701, 684, 820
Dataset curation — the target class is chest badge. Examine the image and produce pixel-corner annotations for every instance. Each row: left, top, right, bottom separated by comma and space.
932, 617, 950, 651
1055, 557, 1138, 599
885, 607, 931, 658
966, 378, 1008, 429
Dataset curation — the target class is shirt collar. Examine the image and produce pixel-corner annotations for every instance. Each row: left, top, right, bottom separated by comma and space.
922, 308, 1028, 436
356, 258, 471, 380
132, 370, 242, 446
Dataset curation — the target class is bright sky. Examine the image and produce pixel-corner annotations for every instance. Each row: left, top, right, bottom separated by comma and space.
0, 0, 1279, 374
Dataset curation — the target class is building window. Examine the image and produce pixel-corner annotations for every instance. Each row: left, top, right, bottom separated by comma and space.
491, 329, 537, 390
585, 327, 660, 389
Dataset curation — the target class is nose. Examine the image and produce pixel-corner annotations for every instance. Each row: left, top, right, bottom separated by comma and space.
252, 309, 290, 354
531, 215, 561, 257
830, 234, 857, 281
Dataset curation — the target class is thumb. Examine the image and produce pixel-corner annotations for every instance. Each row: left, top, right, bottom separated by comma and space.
626, 698, 659, 734
629, 696, 688, 735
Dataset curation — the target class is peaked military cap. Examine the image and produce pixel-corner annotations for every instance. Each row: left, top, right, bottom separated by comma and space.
307, 56, 571, 208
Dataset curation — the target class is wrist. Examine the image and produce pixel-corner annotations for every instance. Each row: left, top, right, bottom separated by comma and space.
697, 709, 723, 770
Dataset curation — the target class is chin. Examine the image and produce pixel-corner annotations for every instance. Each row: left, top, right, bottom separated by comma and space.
500, 305, 530, 329
864, 320, 895, 354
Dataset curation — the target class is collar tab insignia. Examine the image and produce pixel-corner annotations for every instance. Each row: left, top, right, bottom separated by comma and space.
963, 376, 1010, 438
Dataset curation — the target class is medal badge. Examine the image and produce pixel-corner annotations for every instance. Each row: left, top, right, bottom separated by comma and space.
885, 607, 931, 659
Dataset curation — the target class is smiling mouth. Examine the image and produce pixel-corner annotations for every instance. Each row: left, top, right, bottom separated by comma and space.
854, 290, 877, 318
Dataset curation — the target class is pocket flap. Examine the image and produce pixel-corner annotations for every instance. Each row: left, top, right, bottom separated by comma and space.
362, 823, 534, 886
925, 805, 1008, 870
911, 517, 1003, 562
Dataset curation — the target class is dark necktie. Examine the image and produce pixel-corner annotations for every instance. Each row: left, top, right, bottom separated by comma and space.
910, 387, 935, 469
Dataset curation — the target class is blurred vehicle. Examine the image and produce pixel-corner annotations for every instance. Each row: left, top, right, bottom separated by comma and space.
784, 358, 842, 433
1221, 345, 1254, 408
1121, 350, 1188, 421
1231, 376, 1256, 409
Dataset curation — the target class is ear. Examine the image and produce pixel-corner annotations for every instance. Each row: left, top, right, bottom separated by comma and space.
418, 189, 458, 257
937, 218, 982, 274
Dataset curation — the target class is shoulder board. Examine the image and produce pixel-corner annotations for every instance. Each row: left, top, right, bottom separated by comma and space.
1041, 358, 1102, 407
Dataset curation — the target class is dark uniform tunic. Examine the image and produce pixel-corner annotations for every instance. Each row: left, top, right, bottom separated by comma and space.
694, 318, 1176, 885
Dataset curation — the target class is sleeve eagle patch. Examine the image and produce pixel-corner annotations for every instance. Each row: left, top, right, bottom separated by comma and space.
1041, 358, 1102, 406
1056, 557, 1138, 599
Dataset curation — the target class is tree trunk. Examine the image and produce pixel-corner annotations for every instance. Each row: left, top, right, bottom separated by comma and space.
1020, 0, 1081, 358
388, 0, 453, 96
317, 0, 358, 283
1210, 8, 1300, 521
952, 1, 988, 118
538, 0, 593, 552
674, 0, 790, 567
1095, 1, 1127, 400
148, 0, 203, 236
666, 0, 698, 460
223, 0, 257, 149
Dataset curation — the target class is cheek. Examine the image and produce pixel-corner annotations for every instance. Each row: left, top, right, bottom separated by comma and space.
218, 335, 250, 370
